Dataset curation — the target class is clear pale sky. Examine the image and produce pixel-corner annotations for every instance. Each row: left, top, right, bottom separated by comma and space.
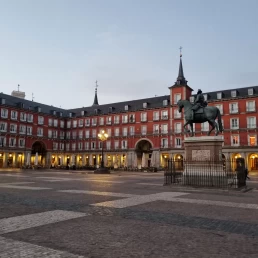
0, 0, 257, 109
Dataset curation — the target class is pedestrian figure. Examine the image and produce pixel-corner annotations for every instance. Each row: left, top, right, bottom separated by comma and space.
245, 168, 250, 180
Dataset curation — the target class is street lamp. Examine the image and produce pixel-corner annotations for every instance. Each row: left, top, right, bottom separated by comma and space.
94, 130, 110, 174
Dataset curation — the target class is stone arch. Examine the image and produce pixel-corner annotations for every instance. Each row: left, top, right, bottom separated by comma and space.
135, 139, 153, 168
248, 153, 258, 171
134, 138, 153, 150
31, 141, 47, 155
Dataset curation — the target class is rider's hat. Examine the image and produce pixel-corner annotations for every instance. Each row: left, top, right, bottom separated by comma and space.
197, 89, 202, 94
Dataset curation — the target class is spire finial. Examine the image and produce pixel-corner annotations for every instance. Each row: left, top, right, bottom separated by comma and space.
179, 46, 182, 57
95, 80, 98, 92
18, 84, 20, 92
32, 93, 34, 102
92, 80, 99, 106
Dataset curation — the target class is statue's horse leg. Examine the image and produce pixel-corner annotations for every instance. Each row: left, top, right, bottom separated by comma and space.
183, 121, 191, 133
207, 119, 218, 136
189, 123, 194, 137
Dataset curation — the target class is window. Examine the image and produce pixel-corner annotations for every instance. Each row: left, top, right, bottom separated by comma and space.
85, 130, 90, 138
174, 109, 181, 118
201, 122, 209, 131
85, 119, 90, 126
175, 123, 182, 133
0, 122, 7, 132
163, 99, 168, 106
38, 116, 44, 125
108, 107, 113, 113
53, 130, 58, 138
217, 92, 222, 99
11, 111, 18, 120
107, 128, 111, 137
9, 138, 16, 147
229, 103, 238, 113
114, 141, 119, 149
92, 129, 96, 138
60, 120, 64, 128
122, 115, 128, 123
66, 131, 70, 139
99, 117, 104, 125
122, 140, 127, 149
143, 102, 148, 108
175, 138, 181, 148
27, 114, 33, 122
48, 130, 52, 138
231, 90, 237, 97
174, 93, 181, 104
27, 127, 32, 135
37, 128, 43, 136
91, 142, 95, 150
65, 143, 70, 151
69, 112, 72, 118
53, 142, 58, 150
48, 118, 53, 126
215, 104, 223, 115
98, 141, 102, 150
0, 137, 6, 146
20, 112, 26, 121
94, 109, 98, 115
129, 126, 135, 136
60, 143, 64, 150
10, 124, 17, 133
85, 142, 89, 150
161, 138, 168, 148
129, 114, 135, 123
153, 124, 159, 134
141, 112, 147, 122
189, 96, 195, 103
81, 110, 85, 116
247, 117, 256, 129
1, 98, 5, 104
161, 124, 168, 134
79, 130, 83, 139
72, 131, 77, 139
1, 109, 8, 118
79, 119, 84, 127
153, 111, 159, 121
123, 127, 128, 136
67, 121, 71, 128
141, 125, 147, 135
19, 125, 26, 134
92, 118, 97, 126
60, 131, 65, 139
106, 141, 111, 150
248, 88, 254, 96
72, 143, 76, 151
246, 101, 255, 112
78, 142, 83, 150
231, 135, 239, 146
249, 136, 256, 146
161, 110, 168, 120
203, 94, 208, 101
19, 138, 25, 148
115, 128, 119, 136
72, 120, 77, 128
124, 105, 129, 111
230, 118, 239, 129
114, 115, 119, 124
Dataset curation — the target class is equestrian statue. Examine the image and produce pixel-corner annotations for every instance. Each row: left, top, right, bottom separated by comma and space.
177, 89, 223, 136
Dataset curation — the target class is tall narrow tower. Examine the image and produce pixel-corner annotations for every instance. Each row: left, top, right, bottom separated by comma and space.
92, 80, 99, 106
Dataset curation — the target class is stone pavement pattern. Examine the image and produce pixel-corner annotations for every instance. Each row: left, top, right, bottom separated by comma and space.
0, 170, 258, 257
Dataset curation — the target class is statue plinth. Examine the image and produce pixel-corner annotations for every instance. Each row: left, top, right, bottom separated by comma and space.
183, 136, 226, 187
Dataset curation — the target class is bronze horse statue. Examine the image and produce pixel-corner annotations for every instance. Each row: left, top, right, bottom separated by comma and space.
177, 99, 223, 136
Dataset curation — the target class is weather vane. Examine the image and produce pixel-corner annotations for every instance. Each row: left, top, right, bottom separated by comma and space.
179, 46, 182, 57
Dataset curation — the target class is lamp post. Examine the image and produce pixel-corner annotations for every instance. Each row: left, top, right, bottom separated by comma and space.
94, 130, 110, 174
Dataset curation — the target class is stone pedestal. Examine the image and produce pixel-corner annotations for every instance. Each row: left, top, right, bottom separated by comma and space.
183, 136, 226, 187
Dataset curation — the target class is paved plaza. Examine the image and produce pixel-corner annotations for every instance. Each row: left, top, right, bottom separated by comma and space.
0, 170, 258, 257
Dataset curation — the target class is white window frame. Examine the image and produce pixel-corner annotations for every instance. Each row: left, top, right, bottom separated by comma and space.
247, 117, 256, 129
11, 110, 18, 120
248, 88, 254, 96
229, 103, 238, 114
174, 93, 181, 104
246, 101, 255, 112
1, 108, 8, 118
217, 92, 222, 99
230, 118, 239, 130
231, 135, 239, 146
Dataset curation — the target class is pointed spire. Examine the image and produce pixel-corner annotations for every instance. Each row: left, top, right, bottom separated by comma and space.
92, 80, 99, 106
176, 47, 187, 86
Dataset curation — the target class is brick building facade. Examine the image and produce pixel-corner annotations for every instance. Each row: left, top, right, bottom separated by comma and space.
1, 56, 258, 171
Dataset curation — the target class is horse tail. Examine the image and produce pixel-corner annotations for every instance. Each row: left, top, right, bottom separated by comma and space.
217, 108, 223, 132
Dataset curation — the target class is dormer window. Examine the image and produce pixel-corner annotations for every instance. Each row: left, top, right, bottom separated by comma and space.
124, 105, 129, 111
143, 102, 148, 108
1, 98, 6, 104
109, 107, 113, 113
81, 110, 85, 116
69, 112, 72, 118
203, 94, 208, 101
94, 109, 98, 115
248, 88, 254, 96
59, 112, 63, 117
18, 102, 25, 108
38, 107, 41, 112
52, 110, 56, 115
231, 90, 237, 97
163, 100, 168, 106
217, 92, 222, 99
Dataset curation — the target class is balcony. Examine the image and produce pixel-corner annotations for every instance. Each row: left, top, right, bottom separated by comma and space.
246, 108, 256, 112
114, 120, 119, 124
106, 121, 112, 125
230, 109, 238, 114
174, 114, 181, 119
247, 124, 256, 129
153, 130, 159, 134
122, 120, 128, 124
153, 117, 159, 121
161, 115, 168, 120
141, 118, 147, 122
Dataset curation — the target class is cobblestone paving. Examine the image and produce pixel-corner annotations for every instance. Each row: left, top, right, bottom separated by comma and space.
0, 170, 258, 257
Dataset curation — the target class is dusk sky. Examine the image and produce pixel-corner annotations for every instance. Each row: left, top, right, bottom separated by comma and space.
0, 0, 257, 109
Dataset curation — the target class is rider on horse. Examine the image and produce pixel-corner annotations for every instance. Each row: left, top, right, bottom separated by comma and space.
191, 89, 207, 120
